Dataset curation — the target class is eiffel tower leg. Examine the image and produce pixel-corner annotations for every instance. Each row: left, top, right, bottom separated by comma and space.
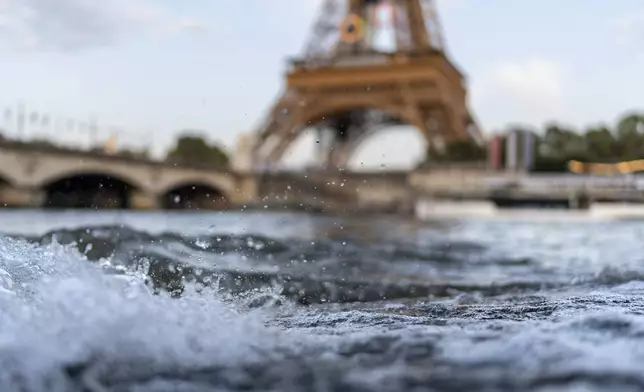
424, 114, 444, 153
326, 121, 370, 170
424, 105, 472, 154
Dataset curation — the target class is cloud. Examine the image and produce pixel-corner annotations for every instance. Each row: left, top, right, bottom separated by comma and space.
471, 58, 568, 130
493, 59, 565, 105
0, 0, 208, 52
175, 17, 210, 33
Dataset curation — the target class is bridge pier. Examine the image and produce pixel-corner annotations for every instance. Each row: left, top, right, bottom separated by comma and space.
230, 175, 259, 205
0, 186, 44, 208
130, 191, 160, 210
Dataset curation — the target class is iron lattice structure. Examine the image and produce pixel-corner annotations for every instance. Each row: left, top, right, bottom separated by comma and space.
251, 0, 483, 170
303, 0, 445, 62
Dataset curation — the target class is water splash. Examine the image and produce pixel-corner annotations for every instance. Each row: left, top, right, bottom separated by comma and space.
0, 236, 315, 391
2, 216, 644, 390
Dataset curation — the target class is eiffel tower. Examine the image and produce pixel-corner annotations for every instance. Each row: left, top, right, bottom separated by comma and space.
251, 0, 483, 171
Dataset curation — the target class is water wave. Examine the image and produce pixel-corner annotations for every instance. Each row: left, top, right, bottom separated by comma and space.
3, 222, 644, 390
2, 225, 640, 306
5, 225, 557, 304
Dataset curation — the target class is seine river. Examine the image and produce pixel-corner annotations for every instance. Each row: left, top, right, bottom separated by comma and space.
1, 210, 644, 391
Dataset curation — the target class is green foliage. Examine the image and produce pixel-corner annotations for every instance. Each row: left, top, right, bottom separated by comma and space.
166, 132, 229, 168
428, 139, 487, 162
0, 130, 228, 168
534, 112, 644, 170
425, 112, 644, 172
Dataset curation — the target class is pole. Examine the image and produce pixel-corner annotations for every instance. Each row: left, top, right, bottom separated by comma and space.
16, 102, 25, 141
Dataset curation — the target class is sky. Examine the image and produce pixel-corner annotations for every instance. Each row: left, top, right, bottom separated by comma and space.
0, 0, 643, 170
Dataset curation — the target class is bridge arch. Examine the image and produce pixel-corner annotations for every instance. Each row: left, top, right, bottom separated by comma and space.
41, 171, 140, 209
159, 180, 230, 210
0, 166, 18, 186
0, 173, 13, 187
345, 125, 426, 170
303, 101, 425, 131
260, 99, 436, 166
155, 173, 235, 200
32, 164, 149, 191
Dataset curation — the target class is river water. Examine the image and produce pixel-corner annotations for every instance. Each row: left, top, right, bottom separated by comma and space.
1, 210, 644, 391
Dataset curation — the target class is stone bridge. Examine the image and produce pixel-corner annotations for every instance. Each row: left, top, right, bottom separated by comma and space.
0, 145, 411, 211
0, 145, 257, 209
4, 144, 637, 213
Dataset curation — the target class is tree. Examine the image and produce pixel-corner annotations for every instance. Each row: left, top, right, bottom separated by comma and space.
166, 132, 229, 168
584, 125, 615, 160
541, 123, 585, 159
613, 113, 644, 160
427, 139, 487, 162
532, 113, 644, 172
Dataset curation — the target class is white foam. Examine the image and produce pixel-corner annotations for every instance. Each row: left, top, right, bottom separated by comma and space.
0, 236, 309, 391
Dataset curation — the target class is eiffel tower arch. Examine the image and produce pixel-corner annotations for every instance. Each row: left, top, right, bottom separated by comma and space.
251, 0, 483, 171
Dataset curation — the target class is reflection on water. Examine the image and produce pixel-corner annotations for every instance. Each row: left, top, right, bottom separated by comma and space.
1, 210, 644, 391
